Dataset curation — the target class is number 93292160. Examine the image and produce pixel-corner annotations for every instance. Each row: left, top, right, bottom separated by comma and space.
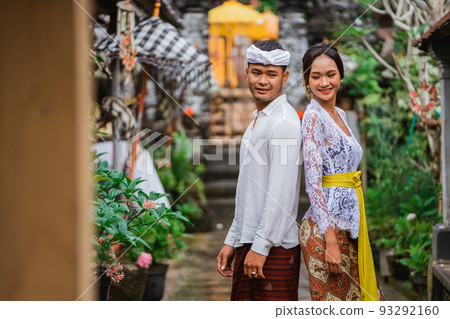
379, 305, 439, 316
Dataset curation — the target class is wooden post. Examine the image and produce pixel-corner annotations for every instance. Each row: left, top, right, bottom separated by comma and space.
0, 0, 93, 300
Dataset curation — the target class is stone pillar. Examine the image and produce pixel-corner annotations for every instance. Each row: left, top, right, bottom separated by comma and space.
427, 30, 450, 301
0, 0, 93, 300
178, 1, 212, 138
277, 9, 309, 109
435, 48, 450, 226
430, 36, 450, 261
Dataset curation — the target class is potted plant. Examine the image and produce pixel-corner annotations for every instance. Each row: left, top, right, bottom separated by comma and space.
124, 205, 191, 301
92, 152, 191, 300
154, 132, 211, 232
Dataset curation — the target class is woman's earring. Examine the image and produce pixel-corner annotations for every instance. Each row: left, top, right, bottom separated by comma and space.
303, 81, 312, 100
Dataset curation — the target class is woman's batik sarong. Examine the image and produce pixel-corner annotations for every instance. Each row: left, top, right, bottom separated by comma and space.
300, 218, 385, 301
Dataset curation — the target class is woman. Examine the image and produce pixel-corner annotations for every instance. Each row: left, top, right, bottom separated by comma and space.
299, 43, 384, 301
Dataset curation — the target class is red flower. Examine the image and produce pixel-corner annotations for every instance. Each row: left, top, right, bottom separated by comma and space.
184, 107, 194, 116
106, 262, 125, 283
410, 91, 418, 98
143, 199, 156, 210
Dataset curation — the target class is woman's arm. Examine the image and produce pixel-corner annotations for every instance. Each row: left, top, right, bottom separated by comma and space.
303, 111, 342, 274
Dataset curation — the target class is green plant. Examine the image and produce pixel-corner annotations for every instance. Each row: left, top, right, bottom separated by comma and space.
376, 214, 437, 278
154, 132, 207, 223
338, 38, 442, 281
364, 118, 440, 278
175, 201, 203, 220
127, 217, 190, 264
92, 151, 191, 280
258, 0, 277, 13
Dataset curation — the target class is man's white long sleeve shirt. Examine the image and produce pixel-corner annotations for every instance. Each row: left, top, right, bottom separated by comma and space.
224, 94, 302, 256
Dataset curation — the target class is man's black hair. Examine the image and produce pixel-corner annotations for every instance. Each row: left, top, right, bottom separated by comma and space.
254, 40, 285, 52
248, 40, 287, 72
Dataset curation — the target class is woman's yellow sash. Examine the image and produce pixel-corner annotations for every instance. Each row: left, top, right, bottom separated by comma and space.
322, 171, 378, 301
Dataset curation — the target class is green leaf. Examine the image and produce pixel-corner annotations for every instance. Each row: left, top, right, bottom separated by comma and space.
417, 22, 430, 36
148, 191, 170, 201
105, 226, 118, 237
95, 54, 105, 63
107, 188, 122, 199
134, 236, 151, 249
118, 220, 127, 234
125, 234, 137, 247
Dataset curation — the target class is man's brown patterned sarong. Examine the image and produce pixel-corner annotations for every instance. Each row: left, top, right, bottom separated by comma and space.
299, 218, 385, 301
231, 244, 300, 301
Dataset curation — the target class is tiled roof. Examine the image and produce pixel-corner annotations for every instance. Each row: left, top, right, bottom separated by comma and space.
418, 11, 450, 50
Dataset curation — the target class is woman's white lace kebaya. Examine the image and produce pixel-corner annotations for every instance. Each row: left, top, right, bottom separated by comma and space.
302, 99, 363, 238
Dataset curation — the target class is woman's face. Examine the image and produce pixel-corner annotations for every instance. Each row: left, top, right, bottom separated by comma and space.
308, 55, 341, 104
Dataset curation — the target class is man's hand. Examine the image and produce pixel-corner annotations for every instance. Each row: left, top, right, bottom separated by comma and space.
217, 244, 235, 277
244, 250, 267, 279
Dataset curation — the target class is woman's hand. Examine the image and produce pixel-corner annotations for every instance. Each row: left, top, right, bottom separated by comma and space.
324, 227, 342, 274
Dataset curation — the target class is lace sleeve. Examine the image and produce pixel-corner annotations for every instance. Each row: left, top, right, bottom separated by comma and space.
302, 111, 332, 234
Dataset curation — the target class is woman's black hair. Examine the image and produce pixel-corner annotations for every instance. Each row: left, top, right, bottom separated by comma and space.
302, 43, 344, 85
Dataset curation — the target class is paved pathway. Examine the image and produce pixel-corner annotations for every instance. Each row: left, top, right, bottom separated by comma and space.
163, 228, 231, 300
163, 226, 408, 301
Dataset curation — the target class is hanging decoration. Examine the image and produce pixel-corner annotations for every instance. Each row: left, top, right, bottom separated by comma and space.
407, 54, 440, 126
117, 0, 137, 85
95, 16, 211, 90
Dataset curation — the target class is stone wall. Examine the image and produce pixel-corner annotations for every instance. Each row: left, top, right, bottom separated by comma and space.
278, 11, 309, 108
171, 0, 365, 119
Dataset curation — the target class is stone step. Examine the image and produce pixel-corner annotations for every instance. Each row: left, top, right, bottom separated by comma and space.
207, 198, 235, 225
201, 151, 240, 167
205, 180, 237, 198
203, 158, 240, 167
202, 164, 239, 181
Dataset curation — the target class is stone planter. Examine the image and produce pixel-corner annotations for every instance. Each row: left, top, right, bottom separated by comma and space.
379, 247, 395, 277
143, 264, 169, 301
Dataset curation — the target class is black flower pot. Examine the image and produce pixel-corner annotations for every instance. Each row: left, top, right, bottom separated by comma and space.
142, 264, 169, 301
108, 263, 148, 301
410, 275, 428, 297
96, 267, 112, 301
387, 255, 409, 281
98, 273, 112, 301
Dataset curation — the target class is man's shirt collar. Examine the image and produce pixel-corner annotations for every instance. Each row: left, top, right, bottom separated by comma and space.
252, 94, 286, 117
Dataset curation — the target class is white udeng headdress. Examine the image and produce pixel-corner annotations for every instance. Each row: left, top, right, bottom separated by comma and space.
246, 44, 290, 66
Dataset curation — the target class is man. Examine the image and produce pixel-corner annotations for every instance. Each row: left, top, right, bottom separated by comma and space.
216, 40, 302, 301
